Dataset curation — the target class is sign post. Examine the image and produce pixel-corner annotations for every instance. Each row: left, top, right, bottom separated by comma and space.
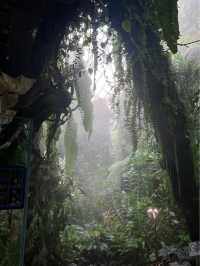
0, 116, 33, 266
0, 166, 27, 210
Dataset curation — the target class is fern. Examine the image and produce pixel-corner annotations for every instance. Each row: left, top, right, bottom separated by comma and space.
108, 156, 130, 182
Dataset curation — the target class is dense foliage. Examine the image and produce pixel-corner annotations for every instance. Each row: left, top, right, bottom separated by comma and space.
0, 0, 199, 265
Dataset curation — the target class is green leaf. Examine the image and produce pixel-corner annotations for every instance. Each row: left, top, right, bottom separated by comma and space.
122, 19, 132, 33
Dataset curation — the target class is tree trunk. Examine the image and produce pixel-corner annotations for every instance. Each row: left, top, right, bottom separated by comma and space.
109, 0, 199, 241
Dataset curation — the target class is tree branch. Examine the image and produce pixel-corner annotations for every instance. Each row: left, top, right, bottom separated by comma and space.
177, 39, 200, 47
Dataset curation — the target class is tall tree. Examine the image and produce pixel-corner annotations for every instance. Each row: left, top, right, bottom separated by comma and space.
108, 0, 199, 241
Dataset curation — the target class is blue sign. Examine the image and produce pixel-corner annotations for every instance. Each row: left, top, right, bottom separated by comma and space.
0, 166, 26, 210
